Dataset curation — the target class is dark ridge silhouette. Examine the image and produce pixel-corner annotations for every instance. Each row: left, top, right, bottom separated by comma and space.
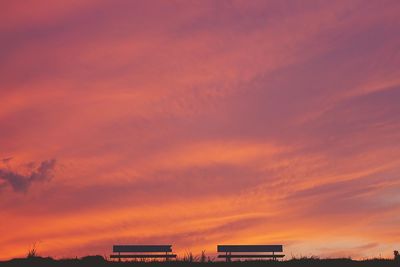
0, 256, 399, 267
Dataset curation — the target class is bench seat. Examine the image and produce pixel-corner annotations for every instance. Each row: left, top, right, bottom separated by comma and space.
110, 254, 177, 258
218, 254, 285, 258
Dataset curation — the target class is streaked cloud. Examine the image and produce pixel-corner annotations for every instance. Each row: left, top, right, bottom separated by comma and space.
0, 0, 400, 260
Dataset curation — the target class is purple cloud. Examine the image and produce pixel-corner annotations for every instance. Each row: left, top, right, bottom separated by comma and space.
0, 159, 56, 192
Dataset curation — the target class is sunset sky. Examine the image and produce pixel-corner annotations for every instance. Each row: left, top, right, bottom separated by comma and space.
1, 0, 400, 260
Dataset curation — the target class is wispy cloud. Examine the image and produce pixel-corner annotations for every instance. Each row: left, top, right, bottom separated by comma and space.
0, 0, 400, 260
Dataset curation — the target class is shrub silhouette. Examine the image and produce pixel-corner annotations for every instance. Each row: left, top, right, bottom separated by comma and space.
81, 255, 106, 264
27, 244, 38, 259
183, 251, 195, 262
200, 250, 207, 263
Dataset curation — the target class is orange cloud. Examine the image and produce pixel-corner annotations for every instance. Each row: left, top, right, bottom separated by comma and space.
1, 0, 400, 261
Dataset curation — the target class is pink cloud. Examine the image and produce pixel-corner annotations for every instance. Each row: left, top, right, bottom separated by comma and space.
1, 0, 400, 260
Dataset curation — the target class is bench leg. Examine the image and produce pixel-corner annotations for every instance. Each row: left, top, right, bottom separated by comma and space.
225, 252, 232, 262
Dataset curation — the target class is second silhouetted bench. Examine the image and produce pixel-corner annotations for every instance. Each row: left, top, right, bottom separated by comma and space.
217, 245, 285, 261
110, 245, 177, 261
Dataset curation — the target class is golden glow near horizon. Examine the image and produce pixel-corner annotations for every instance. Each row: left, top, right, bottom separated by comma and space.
1, 0, 400, 260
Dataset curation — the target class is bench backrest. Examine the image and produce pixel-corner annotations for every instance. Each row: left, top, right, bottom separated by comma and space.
217, 245, 283, 253
113, 245, 172, 253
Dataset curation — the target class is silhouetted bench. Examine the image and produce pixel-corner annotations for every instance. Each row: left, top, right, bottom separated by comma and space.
217, 245, 284, 261
110, 245, 177, 261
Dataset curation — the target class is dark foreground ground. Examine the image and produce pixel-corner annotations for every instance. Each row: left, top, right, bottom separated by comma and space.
0, 257, 399, 267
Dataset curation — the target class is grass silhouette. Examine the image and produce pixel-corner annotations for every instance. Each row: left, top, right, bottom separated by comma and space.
1, 248, 398, 267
